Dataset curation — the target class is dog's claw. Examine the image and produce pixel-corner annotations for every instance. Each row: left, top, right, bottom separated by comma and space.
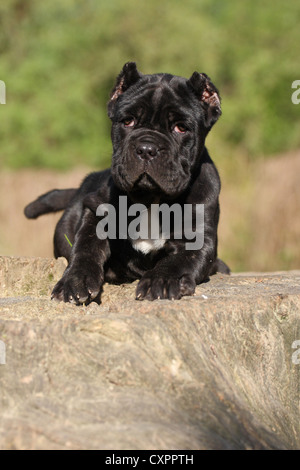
136, 272, 196, 301
51, 262, 104, 305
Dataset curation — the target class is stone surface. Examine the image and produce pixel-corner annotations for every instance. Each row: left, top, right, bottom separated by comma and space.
0, 256, 299, 450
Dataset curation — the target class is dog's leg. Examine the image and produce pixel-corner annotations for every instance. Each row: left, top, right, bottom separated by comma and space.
51, 208, 110, 305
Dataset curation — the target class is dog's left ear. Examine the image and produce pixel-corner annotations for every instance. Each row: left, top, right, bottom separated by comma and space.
187, 72, 221, 129
108, 62, 142, 118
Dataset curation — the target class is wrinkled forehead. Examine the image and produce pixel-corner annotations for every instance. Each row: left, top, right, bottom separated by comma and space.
115, 74, 201, 121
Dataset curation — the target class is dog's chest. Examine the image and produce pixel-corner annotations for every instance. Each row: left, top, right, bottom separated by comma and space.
129, 207, 166, 255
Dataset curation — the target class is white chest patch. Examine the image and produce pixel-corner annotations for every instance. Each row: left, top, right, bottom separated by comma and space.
129, 207, 167, 254
131, 237, 166, 254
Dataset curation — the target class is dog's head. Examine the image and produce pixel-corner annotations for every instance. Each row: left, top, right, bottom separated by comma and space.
108, 62, 221, 203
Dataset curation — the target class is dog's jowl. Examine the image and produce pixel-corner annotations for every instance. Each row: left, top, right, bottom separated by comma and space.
24, 62, 230, 304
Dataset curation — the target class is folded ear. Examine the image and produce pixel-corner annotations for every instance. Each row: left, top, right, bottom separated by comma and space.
187, 72, 221, 129
108, 62, 142, 118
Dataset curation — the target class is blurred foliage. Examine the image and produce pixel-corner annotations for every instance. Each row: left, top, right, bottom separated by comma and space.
0, 0, 299, 169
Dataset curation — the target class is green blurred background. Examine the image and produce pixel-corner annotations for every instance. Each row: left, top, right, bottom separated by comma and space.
0, 0, 300, 271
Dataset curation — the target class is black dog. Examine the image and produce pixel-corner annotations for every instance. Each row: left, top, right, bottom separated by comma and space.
25, 62, 229, 304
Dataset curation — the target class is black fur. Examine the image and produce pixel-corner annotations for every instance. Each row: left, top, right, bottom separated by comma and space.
25, 62, 229, 304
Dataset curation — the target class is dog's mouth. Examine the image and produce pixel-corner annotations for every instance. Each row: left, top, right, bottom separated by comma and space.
133, 172, 160, 191
127, 173, 163, 204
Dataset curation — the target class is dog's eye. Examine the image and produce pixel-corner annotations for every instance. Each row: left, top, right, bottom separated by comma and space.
124, 119, 135, 128
174, 124, 187, 134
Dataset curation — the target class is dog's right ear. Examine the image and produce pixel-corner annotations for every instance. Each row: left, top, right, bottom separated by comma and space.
108, 62, 142, 119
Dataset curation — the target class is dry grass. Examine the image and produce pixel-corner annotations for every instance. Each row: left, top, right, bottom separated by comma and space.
1, 151, 299, 272
0, 168, 90, 258
249, 150, 300, 270
218, 150, 300, 271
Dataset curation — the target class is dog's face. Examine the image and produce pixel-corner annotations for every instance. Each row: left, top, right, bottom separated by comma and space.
108, 62, 221, 203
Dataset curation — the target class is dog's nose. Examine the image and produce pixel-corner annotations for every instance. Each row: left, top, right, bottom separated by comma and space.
136, 142, 158, 160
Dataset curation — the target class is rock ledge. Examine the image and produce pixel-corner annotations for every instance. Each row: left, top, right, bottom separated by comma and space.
0, 256, 299, 450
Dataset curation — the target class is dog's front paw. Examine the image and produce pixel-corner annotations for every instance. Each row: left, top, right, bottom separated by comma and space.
51, 262, 104, 305
136, 270, 196, 301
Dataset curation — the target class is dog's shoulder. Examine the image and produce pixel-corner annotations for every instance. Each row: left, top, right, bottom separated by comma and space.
78, 168, 121, 213
79, 168, 112, 194
184, 147, 221, 204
